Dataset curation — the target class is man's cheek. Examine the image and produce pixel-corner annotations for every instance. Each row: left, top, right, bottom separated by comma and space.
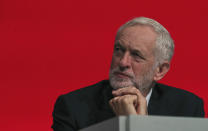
111, 58, 119, 69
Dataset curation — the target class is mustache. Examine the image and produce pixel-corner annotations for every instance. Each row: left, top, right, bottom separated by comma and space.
110, 67, 134, 78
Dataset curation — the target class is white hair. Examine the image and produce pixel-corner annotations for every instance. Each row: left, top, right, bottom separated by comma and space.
117, 17, 175, 64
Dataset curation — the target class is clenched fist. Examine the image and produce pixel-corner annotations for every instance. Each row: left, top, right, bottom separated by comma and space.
109, 86, 148, 116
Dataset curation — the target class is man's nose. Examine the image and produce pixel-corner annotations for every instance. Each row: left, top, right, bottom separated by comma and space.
119, 52, 131, 69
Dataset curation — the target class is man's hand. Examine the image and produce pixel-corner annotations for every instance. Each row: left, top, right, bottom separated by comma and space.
109, 87, 148, 116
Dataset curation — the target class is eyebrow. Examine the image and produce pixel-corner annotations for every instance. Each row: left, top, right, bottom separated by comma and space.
114, 41, 146, 60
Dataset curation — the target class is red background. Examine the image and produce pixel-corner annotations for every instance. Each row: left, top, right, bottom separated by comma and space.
0, 0, 207, 130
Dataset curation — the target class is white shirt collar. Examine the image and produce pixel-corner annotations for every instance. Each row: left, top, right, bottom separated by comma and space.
145, 88, 153, 106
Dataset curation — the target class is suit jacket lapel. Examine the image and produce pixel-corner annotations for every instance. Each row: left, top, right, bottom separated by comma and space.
148, 83, 174, 116
148, 84, 161, 115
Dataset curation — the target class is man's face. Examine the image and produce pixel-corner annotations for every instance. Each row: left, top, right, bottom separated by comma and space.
109, 25, 158, 95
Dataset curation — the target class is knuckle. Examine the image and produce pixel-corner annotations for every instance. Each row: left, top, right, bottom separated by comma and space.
132, 86, 137, 90
112, 97, 119, 103
121, 96, 129, 104
109, 99, 113, 103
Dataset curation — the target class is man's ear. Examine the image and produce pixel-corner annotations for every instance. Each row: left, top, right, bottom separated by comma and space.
153, 61, 170, 81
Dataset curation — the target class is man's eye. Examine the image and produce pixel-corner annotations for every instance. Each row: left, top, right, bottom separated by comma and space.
114, 45, 123, 52
114, 46, 123, 56
115, 47, 121, 51
132, 52, 140, 57
132, 52, 144, 60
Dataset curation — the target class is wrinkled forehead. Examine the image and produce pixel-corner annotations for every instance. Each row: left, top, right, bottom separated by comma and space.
115, 25, 158, 54
116, 24, 157, 42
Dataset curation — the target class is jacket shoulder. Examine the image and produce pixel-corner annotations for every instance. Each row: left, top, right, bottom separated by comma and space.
152, 83, 204, 117
62, 80, 109, 100
156, 83, 202, 100
52, 80, 111, 130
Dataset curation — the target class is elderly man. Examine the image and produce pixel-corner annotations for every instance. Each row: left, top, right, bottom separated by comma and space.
52, 17, 204, 131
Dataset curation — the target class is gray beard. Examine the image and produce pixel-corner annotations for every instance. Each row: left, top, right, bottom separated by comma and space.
109, 68, 154, 96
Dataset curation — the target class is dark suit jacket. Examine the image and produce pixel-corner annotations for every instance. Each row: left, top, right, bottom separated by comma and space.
52, 80, 205, 131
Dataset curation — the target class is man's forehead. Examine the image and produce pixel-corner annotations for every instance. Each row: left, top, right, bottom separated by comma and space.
116, 25, 157, 41
115, 25, 157, 52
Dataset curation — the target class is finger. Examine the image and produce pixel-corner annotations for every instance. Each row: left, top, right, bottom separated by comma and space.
112, 87, 146, 107
112, 86, 138, 95
112, 87, 144, 99
116, 94, 137, 108
119, 95, 137, 115
109, 99, 117, 115
110, 95, 138, 115
113, 87, 147, 114
112, 97, 120, 111
109, 96, 120, 115
112, 88, 127, 96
